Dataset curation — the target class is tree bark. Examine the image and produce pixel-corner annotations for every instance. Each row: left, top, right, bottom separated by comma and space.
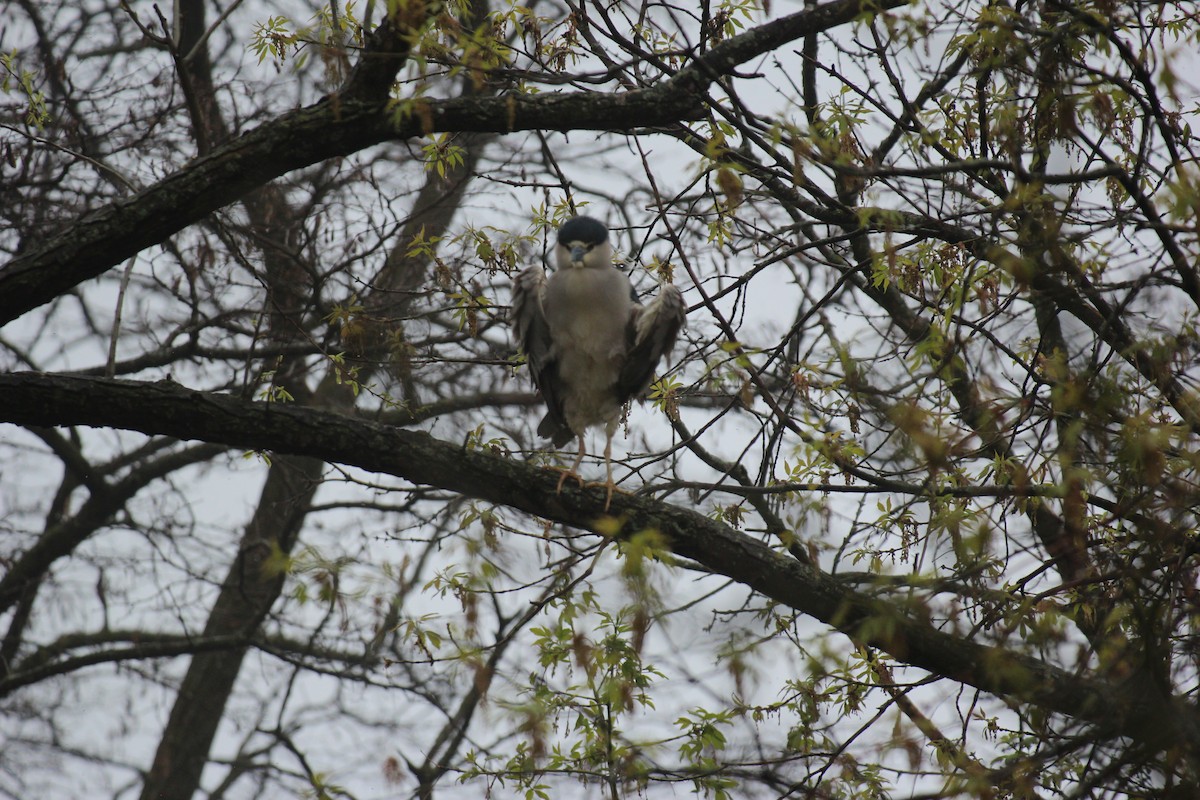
1, 370, 1195, 757
140, 453, 323, 800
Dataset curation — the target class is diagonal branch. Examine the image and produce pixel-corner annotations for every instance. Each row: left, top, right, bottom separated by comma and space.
0, 370, 1196, 756
0, 0, 906, 327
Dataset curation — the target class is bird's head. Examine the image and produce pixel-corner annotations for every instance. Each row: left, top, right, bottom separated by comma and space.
555, 216, 612, 270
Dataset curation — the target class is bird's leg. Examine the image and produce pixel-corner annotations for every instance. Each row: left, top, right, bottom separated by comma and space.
602, 426, 616, 511
555, 435, 587, 494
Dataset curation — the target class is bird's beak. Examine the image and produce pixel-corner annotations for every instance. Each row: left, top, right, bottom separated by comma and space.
569, 245, 587, 265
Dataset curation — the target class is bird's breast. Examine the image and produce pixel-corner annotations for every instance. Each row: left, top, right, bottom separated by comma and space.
544, 268, 632, 359
543, 267, 634, 431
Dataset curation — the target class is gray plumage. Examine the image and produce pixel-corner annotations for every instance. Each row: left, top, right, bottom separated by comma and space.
512, 216, 685, 500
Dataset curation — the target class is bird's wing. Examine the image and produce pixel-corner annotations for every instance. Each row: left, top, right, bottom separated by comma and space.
512, 266, 552, 375
512, 266, 572, 445
616, 283, 686, 403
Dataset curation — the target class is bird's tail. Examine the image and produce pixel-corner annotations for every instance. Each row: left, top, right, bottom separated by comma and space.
538, 413, 575, 447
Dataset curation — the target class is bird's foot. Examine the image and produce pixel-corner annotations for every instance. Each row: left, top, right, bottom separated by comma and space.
547, 469, 626, 512
590, 479, 628, 513
553, 467, 586, 494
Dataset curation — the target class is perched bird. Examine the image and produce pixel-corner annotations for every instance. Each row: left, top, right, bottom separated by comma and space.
512, 216, 686, 507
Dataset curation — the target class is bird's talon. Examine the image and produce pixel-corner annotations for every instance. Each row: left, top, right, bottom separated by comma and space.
589, 480, 626, 512
553, 468, 586, 494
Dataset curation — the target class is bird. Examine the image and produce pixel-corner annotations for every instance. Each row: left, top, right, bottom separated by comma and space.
512, 215, 686, 508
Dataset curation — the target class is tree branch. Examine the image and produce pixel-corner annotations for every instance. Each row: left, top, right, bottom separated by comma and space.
0, 370, 1194, 755
0, 633, 251, 696
0, 0, 905, 326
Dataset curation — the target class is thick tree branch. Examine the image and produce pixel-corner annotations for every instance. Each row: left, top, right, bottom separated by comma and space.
0, 370, 1195, 755
0, 0, 904, 327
